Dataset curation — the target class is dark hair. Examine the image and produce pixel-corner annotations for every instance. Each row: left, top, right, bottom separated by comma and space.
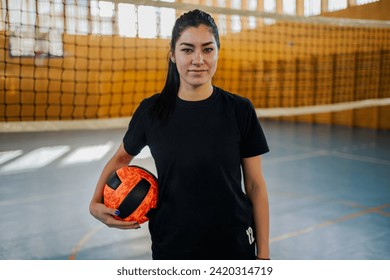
152, 9, 220, 120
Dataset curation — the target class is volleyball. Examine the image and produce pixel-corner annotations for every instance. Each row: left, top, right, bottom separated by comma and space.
103, 165, 158, 224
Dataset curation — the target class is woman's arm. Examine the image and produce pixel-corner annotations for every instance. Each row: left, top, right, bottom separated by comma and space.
89, 142, 141, 229
242, 155, 270, 259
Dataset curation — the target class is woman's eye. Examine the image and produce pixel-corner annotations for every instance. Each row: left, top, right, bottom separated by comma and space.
204, 48, 213, 53
182, 48, 193, 54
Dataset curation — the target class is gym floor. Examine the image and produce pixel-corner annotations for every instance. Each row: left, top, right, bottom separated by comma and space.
0, 120, 389, 260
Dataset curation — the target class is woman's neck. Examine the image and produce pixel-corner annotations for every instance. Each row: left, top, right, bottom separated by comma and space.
178, 84, 213, 101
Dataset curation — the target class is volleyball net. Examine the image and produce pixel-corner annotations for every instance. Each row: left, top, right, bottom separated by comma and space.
1, 0, 390, 131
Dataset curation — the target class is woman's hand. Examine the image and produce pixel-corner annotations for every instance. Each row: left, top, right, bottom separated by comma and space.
89, 201, 141, 229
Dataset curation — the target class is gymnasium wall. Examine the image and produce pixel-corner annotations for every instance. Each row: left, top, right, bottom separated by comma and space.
0, 1, 389, 129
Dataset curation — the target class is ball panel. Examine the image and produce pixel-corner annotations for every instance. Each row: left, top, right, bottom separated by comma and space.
105, 171, 122, 190
127, 180, 158, 223
116, 178, 150, 219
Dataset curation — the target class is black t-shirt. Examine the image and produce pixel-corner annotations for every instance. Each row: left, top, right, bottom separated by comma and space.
123, 86, 269, 259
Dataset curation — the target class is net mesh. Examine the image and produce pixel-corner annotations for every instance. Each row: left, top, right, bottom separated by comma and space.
1, 1, 390, 130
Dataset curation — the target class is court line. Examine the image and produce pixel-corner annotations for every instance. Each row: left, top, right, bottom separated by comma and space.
68, 224, 150, 260
270, 203, 390, 243
329, 151, 390, 166
69, 225, 105, 260
263, 148, 390, 167
264, 150, 328, 165
336, 200, 390, 217
71, 203, 390, 259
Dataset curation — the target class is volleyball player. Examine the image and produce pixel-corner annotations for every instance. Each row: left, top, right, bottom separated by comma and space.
90, 9, 270, 260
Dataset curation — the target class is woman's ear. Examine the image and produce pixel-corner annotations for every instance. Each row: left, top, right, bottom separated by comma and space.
170, 50, 176, 63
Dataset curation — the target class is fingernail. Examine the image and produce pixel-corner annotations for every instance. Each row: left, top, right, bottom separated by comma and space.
114, 210, 120, 216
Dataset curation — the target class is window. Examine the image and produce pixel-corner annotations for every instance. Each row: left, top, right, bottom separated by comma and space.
231, 0, 241, 33
118, 3, 137, 37
264, 0, 276, 25
264, 0, 276, 12
328, 0, 347, 12
155, 0, 175, 38
217, 0, 227, 35
356, 0, 379, 4
8, 0, 63, 57
304, 0, 321, 16
65, 0, 175, 38
0, 0, 6, 30
283, 0, 296, 15
138, 5, 157, 38
91, 0, 115, 35
247, 0, 257, 29
159, 8, 176, 38
66, 0, 89, 35
39, 0, 63, 56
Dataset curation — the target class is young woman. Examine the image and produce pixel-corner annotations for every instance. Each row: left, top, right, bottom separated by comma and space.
90, 9, 270, 260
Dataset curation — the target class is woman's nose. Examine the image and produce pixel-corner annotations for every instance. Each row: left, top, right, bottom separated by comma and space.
192, 51, 204, 65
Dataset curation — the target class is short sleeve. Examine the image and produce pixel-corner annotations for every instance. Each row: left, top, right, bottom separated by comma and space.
240, 100, 269, 158
123, 100, 149, 156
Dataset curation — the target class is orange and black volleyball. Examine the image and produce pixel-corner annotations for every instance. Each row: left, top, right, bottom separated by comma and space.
103, 165, 158, 224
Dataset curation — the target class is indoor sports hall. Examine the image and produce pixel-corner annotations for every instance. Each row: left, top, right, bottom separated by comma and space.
0, 0, 389, 260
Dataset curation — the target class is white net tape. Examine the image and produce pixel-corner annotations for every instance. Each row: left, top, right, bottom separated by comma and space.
1, 98, 389, 132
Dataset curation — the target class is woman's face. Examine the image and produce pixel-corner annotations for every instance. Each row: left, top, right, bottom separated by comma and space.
172, 24, 219, 90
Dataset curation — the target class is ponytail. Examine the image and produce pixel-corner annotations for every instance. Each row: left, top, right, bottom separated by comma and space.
152, 57, 180, 121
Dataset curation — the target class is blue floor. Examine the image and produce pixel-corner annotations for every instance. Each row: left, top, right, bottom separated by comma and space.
0, 120, 389, 260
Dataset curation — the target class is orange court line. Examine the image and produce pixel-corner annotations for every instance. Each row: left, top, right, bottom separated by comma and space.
69, 204, 390, 258
270, 203, 390, 243
69, 225, 105, 260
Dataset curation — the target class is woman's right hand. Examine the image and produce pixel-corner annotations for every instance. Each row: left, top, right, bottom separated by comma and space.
89, 201, 141, 229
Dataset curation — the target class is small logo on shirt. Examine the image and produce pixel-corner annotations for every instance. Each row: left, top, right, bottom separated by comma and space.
246, 226, 255, 244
